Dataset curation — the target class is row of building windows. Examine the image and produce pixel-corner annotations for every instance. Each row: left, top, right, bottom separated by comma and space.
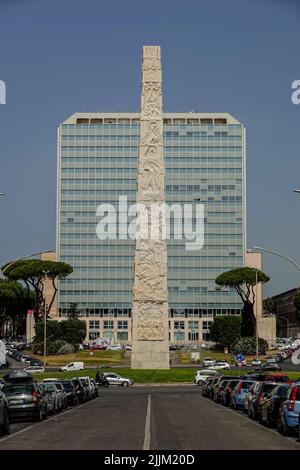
61, 145, 242, 151
61, 123, 242, 129
59, 290, 238, 296
60, 232, 243, 239
58, 307, 242, 317
61, 135, 242, 142
61, 157, 242, 163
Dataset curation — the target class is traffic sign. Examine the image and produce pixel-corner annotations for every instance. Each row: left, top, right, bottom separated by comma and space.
236, 353, 245, 362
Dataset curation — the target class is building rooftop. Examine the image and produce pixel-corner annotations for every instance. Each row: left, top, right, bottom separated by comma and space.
61, 112, 242, 125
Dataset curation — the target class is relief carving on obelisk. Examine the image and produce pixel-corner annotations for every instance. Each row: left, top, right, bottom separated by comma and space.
131, 45, 169, 351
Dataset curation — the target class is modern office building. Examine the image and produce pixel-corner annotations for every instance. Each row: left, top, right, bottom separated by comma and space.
56, 112, 246, 343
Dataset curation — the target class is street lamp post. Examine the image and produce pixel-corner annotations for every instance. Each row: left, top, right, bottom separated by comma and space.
255, 268, 259, 357
1, 249, 53, 352
1, 250, 54, 278
252, 246, 300, 342
44, 304, 48, 367
252, 246, 300, 273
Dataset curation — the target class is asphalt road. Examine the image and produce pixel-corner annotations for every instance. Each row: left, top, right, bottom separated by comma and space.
0, 386, 299, 450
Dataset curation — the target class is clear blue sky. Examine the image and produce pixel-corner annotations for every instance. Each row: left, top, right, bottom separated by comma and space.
0, 0, 299, 296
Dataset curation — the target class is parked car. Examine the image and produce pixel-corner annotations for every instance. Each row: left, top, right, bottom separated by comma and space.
202, 377, 217, 398
61, 380, 78, 406
3, 372, 48, 421
231, 380, 256, 410
279, 382, 300, 435
78, 376, 94, 400
266, 356, 277, 364
247, 381, 278, 420
256, 364, 282, 372
205, 377, 221, 399
38, 383, 56, 415
210, 361, 230, 370
103, 372, 133, 386
259, 383, 290, 427
106, 345, 122, 351
0, 390, 10, 435
251, 358, 262, 367
53, 382, 68, 409
220, 379, 241, 407
71, 378, 88, 403
203, 357, 216, 368
194, 369, 220, 386
24, 366, 45, 374
90, 379, 99, 398
213, 379, 230, 403
42, 381, 64, 413
59, 362, 84, 372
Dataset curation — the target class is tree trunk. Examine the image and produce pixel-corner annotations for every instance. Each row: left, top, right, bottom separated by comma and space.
241, 301, 256, 337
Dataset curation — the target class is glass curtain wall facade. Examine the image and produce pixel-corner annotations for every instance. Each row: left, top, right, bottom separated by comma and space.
57, 113, 246, 343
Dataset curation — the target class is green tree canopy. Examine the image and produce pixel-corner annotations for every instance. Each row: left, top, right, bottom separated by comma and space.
0, 279, 35, 337
209, 316, 241, 349
2, 259, 73, 319
215, 267, 270, 337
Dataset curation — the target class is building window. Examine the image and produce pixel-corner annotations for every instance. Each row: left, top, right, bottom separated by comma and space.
117, 321, 128, 330
104, 321, 114, 329
89, 332, 100, 340
174, 331, 185, 341
103, 331, 114, 339
117, 331, 128, 340
174, 321, 185, 330
89, 321, 100, 330
188, 332, 199, 341
188, 321, 199, 330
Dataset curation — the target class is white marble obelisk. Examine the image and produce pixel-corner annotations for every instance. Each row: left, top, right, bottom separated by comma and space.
131, 46, 169, 369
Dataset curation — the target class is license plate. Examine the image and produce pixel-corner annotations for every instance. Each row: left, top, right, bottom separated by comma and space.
9, 399, 24, 405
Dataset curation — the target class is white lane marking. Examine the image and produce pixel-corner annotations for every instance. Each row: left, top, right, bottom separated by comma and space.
143, 394, 151, 450
0, 398, 100, 444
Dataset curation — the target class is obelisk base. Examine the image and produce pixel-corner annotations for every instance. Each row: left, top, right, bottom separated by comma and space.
131, 341, 170, 369
131, 300, 169, 369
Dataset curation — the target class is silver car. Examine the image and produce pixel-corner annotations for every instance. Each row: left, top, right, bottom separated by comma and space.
103, 373, 133, 387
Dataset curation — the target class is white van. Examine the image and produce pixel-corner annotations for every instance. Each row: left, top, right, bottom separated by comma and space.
60, 361, 84, 372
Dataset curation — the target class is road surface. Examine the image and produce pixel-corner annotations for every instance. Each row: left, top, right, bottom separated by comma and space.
0, 386, 299, 450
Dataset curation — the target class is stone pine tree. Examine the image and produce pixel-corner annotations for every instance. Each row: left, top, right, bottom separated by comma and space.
2, 259, 73, 320
215, 267, 270, 337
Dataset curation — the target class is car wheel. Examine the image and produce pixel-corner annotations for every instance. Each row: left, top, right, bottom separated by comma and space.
266, 410, 273, 428
43, 409, 48, 420
197, 380, 204, 386
122, 381, 129, 387
37, 408, 43, 421
282, 422, 292, 437
0, 410, 10, 435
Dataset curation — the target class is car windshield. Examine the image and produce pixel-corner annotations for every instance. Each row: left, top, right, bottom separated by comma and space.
262, 383, 276, 393
3, 384, 32, 395
228, 380, 239, 387
239, 381, 254, 389
274, 386, 289, 397
43, 384, 55, 392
